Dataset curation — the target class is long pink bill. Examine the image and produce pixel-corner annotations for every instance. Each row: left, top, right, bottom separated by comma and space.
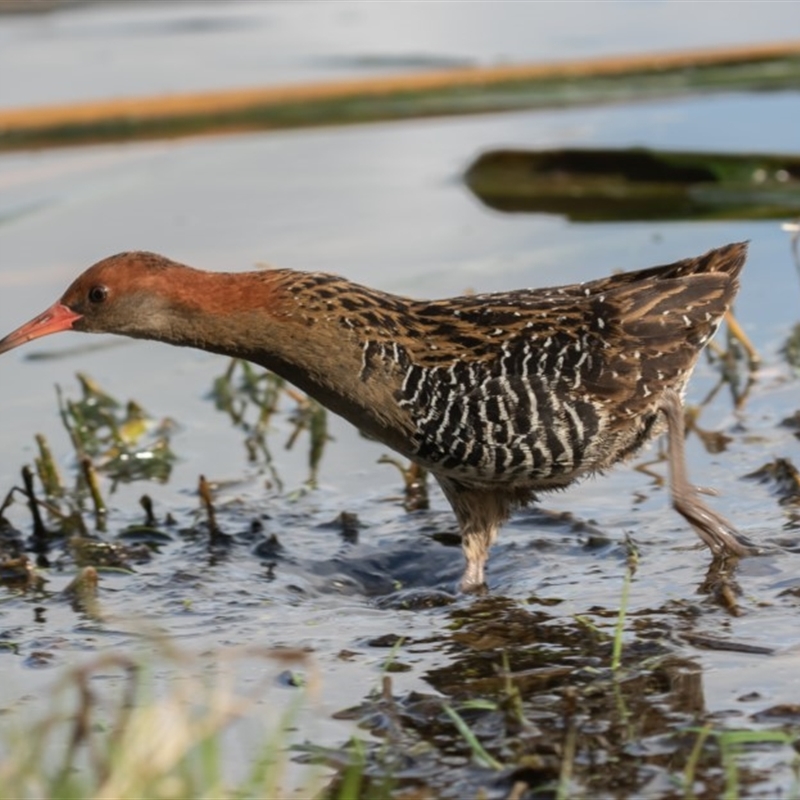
0, 302, 83, 355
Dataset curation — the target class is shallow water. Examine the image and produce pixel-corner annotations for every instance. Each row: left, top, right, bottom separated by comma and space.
1, 2, 800, 795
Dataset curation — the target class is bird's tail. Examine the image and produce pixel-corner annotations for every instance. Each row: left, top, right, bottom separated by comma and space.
627, 241, 748, 285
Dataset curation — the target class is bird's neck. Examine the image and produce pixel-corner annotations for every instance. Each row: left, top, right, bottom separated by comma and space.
158, 268, 415, 452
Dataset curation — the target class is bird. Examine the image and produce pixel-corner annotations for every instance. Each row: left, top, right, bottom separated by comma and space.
0, 243, 755, 591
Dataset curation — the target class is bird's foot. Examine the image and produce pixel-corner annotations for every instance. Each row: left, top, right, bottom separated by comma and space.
458, 559, 489, 595
674, 489, 760, 556
458, 578, 489, 596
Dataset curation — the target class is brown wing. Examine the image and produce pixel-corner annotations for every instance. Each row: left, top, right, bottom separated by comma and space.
583, 272, 734, 415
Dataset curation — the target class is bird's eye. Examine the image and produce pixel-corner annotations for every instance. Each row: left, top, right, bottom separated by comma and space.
88, 285, 108, 304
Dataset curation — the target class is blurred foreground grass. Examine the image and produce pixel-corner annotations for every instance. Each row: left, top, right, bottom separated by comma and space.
0, 645, 331, 799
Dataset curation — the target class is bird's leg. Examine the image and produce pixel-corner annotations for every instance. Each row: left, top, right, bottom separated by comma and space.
724, 310, 760, 370
459, 532, 493, 592
660, 389, 756, 556
436, 477, 509, 593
